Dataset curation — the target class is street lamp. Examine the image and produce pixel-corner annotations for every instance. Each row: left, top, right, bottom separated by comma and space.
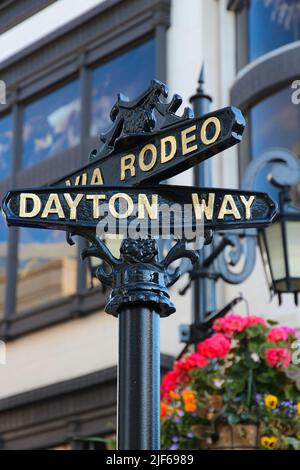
258, 187, 300, 304
242, 148, 300, 305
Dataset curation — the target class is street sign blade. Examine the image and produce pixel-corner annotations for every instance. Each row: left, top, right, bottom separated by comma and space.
2, 185, 277, 237
50, 106, 245, 188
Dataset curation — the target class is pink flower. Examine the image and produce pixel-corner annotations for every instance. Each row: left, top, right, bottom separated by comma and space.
267, 326, 288, 342
245, 316, 267, 328
198, 333, 231, 359
282, 326, 297, 338
213, 314, 247, 335
265, 348, 291, 369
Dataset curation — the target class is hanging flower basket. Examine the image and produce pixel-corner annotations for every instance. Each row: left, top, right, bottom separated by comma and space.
191, 422, 260, 450
160, 314, 300, 450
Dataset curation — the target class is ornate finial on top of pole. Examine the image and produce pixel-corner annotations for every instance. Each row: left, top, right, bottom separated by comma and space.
189, 63, 212, 117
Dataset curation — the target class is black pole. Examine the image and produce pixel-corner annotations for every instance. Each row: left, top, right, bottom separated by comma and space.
189, 64, 214, 325
118, 306, 160, 450
90, 238, 197, 450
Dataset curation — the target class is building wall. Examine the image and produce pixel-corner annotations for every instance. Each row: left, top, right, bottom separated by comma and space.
0, 0, 299, 418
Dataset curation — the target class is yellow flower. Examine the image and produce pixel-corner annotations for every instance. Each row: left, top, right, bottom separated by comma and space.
297, 402, 300, 414
169, 390, 180, 400
264, 394, 278, 409
260, 436, 278, 449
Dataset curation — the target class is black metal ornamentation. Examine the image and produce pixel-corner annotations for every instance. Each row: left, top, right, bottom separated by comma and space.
80, 235, 198, 317
92, 79, 194, 160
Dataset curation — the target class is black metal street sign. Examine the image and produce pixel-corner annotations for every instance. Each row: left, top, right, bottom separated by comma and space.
50, 83, 244, 188
0, 79, 278, 451
2, 185, 277, 235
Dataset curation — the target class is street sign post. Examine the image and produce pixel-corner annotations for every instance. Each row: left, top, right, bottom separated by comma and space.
1, 80, 277, 450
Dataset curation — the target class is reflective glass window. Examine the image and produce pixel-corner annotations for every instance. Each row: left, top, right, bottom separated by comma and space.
17, 228, 77, 313
0, 113, 12, 181
91, 40, 155, 136
22, 80, 80, 168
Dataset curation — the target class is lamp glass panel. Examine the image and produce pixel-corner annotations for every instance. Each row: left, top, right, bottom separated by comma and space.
286, 220, 300, 278
264, 222, 286, 281
258, 231, 273, 288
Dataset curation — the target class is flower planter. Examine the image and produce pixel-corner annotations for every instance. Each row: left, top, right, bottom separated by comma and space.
161, 314, 300, 451
192, 423, 259, 450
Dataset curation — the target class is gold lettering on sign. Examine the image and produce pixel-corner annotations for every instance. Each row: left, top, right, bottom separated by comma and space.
218, 195, 241, 220
139, 144, 157, 172
161, 136, 177, 163
201, 117, 221, 146
181, 125, 197, 155
138, 194, 158, 220
109, 193, 134, 219
240, 195, 255, 220
41, 194, 65, 219
64, 193, 84, 220
65, 173, 88, 187
19, 193, 41, 218
120, 154, 136, 181
86, 194, 106, 218
90, 168, 104, 185
191, 193, 215, 220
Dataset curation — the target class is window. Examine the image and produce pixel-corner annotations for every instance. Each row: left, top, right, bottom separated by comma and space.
16, 228, 77, 313
237, 0, 300, 69
22, 80, 80, 169
249, 0, 300, 62
0, 113, 12, 181
90, 39, 155, 137
249, 86, 300, 202
0, 216, 7, 318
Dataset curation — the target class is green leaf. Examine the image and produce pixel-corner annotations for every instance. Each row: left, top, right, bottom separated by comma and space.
283, 437, 300, 450
227, 413, 240, 425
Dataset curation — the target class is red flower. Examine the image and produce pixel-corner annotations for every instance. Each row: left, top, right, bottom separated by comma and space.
197, 333, 231, 359
186, 352, 208, 369
267, 326, 288, 343
213, 314, 247, 335
265, 347, 291, 369
161, 370, 180, 400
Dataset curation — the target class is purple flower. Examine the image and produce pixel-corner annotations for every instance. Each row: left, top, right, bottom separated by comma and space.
187, 432, 194, 439
174, 417, 181, 424
282, 326, 297, 337
172, 436, 179, 443
177, 410, 184, 417
169, 444, 178, 450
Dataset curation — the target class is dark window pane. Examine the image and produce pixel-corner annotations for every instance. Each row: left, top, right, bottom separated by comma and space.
249, 0, 300, 62
91, 39, 155, 137
22, 80, 80, 169
250, 86, 300, 202
17, 228, 77, 313
0, 215, 7, 319
0, 113, 12, 181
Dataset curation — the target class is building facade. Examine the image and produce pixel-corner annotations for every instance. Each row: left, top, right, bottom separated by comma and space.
0, 0, 299, 449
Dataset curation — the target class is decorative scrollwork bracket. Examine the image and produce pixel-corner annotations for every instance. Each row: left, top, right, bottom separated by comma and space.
80, 234, 198, 317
